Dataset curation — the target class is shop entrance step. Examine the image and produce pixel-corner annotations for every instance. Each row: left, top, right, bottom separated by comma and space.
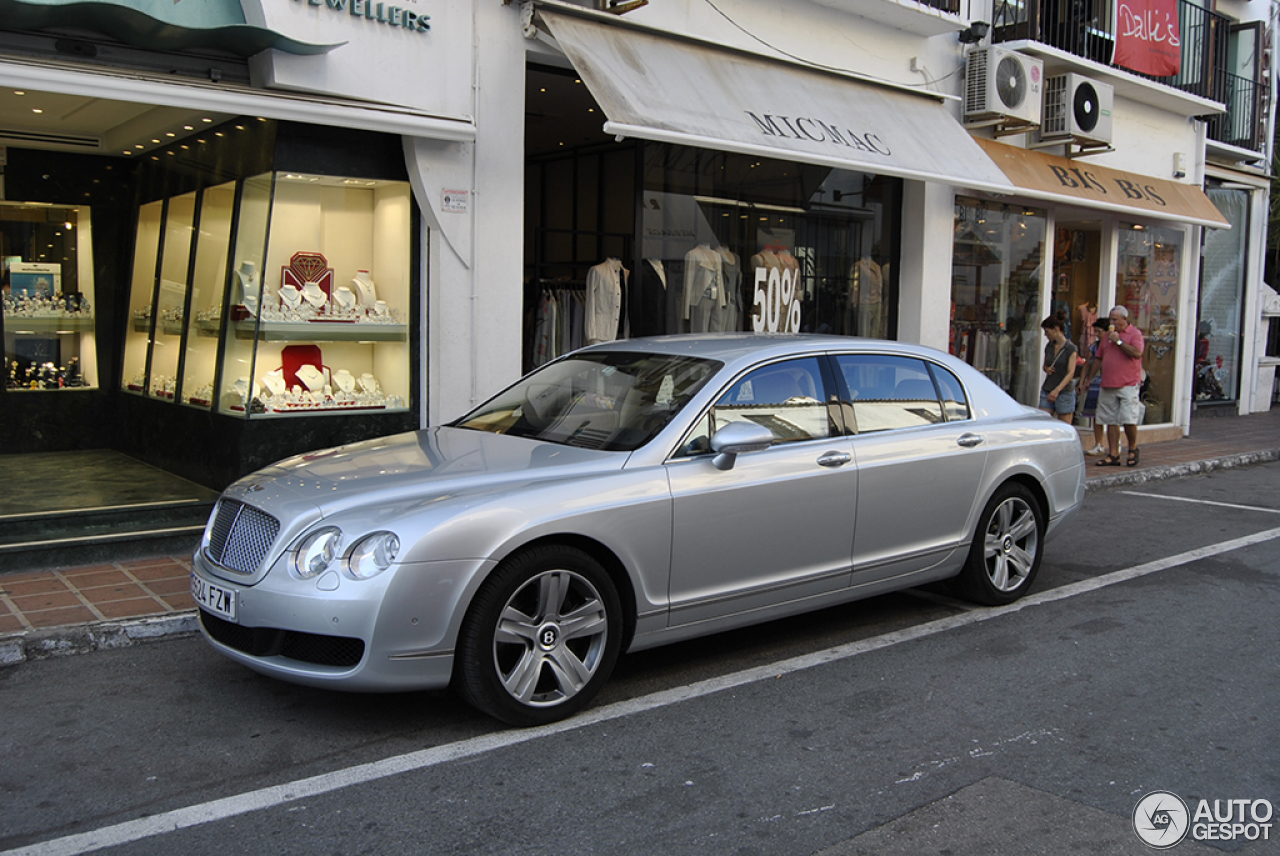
0, 500, 212, 574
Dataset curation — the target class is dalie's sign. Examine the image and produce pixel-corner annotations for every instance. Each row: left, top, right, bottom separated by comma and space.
293, 0, 431, 33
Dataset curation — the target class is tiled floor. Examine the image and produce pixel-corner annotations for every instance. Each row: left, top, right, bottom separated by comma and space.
0, 555, 194, 633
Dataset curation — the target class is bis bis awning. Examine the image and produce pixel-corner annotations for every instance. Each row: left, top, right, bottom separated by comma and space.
536, 5, 1017, 195
975, 138, 1230, 230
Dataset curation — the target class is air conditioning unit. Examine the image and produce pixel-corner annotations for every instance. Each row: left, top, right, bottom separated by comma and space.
1040, 73, 1113, 146
964, 46, 1043, 129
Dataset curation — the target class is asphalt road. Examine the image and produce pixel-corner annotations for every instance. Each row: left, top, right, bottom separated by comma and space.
2, 462, 1278, 856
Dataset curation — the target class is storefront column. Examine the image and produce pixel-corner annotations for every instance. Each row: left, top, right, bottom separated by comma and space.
898, 181, 953, 352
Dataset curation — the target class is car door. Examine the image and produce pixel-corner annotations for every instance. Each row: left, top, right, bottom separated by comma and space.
665, 356, 857, 626
832, 354, 989, 581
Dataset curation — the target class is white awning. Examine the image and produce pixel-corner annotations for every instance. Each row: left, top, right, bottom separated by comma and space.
537, 6, 1015, 194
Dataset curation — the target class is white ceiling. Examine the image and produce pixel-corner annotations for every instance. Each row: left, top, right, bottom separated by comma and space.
0, 86, 231, 156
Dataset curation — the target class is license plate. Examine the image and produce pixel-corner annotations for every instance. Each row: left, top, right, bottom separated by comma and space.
191, 574, 237, 621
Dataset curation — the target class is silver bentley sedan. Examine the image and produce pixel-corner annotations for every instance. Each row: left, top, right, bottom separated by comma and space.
192, 334, 1085, 725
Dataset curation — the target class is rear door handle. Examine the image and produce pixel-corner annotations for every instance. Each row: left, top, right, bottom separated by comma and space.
817, 451, 852, 467
957, 433, 985, 448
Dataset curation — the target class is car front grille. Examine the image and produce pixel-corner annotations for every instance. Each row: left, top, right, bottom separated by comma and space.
199, 610, 366, 668
206, 499, 280, 575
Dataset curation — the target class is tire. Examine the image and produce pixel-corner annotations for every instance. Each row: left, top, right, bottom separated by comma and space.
956, 482, 1044, 606
454, 545, 623, 727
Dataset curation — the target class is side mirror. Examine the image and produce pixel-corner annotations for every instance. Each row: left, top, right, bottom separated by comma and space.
709, 421, 774, 470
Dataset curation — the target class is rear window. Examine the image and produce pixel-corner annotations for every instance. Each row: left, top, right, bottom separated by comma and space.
834, 354, 945, 433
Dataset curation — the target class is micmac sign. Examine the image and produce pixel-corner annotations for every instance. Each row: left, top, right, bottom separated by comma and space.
745, 112, 893, 158
294, 0, 431, 33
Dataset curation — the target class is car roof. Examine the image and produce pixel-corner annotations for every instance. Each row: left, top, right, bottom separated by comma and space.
581, 333, 947, 373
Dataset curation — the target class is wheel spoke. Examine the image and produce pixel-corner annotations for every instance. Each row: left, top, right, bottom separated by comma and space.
995, 501, 1013, 535
989, 554, 1009, 590
537, 572, 570, 621
1008, 545, 1034, 577
501, 649, 543, 702
496, 605, 538, 645
559, 598, 606, 641
1009, 508, 1037, 541
546, 647, 592, 695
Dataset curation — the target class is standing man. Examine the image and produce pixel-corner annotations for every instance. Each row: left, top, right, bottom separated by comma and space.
1094, 305, 1145, 467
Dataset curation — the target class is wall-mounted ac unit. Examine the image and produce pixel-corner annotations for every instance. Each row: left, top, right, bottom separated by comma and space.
1040, 73, 1113, 146
964, 46, 1043, 129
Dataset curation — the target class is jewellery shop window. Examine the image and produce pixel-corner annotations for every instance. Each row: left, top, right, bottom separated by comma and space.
1118, 222, 1182, 424
949, 197, 1048, 407
2, 202, 97, 391
122, 173, 413, 416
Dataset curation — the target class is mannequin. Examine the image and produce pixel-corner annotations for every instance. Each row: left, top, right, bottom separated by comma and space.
359, 373, 380, 394
333, 286, 357, 311
302, 281, 327, 309
280, 284, 303, 311
236, 261, 261, 314
586, 257, 628, 345
683, 244, 724, 333
262, 369, 287, 397
353, 270, 377, 307
334, 369, 356, 394
296, 364, 325, 391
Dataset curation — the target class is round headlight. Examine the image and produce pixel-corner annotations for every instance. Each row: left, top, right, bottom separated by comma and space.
293, 527, 342, 579
346, 532, 400, 580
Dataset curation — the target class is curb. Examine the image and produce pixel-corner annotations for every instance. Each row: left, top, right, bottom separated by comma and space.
2, 451, 1275, 667
0, 611, 199, 667
1086, 449, 1280, 490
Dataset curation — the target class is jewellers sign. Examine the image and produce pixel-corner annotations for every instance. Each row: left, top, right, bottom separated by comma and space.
292, 0, 431, 33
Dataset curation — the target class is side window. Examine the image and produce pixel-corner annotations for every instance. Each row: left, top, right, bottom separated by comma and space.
928, 363, 971, 422
712, 357, 831, 445
835, 354, 943, 433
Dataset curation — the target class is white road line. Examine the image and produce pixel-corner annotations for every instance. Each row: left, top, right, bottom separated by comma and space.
1120, 490, 1280, 515
8, 524, 1280, 856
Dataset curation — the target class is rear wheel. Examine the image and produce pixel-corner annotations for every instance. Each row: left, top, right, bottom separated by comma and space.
454, 545, 622, 726
956, 482, 1044, 605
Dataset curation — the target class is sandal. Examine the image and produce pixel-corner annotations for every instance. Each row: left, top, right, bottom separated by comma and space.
1127, 448, 1140, 467
1095, 455, 1122, 467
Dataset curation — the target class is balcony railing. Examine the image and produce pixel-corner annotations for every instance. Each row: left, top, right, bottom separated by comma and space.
993, 0, 1265, 152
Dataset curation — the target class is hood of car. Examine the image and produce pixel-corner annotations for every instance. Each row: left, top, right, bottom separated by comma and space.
223, 427, 622, 518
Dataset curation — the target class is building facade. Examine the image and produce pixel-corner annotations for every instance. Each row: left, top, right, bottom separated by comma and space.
1, 0, 1274, 489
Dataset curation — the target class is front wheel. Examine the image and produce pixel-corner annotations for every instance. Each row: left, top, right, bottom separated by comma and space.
454, 545, 622, 727
956, 482, 1044, 606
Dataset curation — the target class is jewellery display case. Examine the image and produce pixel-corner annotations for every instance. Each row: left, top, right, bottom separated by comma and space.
122, 172, 414, 418
2, 202, 98, 391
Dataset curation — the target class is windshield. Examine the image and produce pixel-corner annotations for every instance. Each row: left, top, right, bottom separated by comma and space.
454, 352, 721, 451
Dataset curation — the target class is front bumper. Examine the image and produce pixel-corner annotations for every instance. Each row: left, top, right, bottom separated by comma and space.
191, 549, 491, 692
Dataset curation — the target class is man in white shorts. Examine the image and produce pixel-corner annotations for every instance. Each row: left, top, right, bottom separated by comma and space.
1094, 306, 1145, 468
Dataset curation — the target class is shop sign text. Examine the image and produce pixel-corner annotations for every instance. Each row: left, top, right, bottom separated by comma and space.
1048, 164, 1167, 207
745, 112, 891, 158
294, 0, 431, 34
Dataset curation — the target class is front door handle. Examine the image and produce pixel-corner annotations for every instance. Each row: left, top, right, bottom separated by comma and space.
817, 451, 852, 468
957, 433, 985, 448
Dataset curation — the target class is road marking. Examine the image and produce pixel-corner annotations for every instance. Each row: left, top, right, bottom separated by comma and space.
8, 524, 1280, 856
1119, 490, 1280, 515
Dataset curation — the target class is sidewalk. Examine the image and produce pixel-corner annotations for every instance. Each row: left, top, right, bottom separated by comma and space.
2, 408, 1278, 664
